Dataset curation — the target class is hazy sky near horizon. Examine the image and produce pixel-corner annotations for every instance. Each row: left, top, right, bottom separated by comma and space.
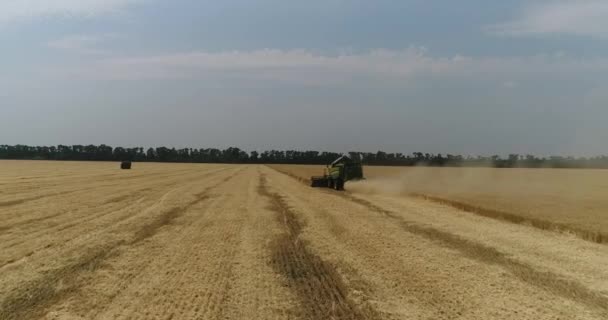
2, 0, 608, 155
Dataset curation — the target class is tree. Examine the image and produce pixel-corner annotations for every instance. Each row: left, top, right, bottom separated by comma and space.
250, 151, 259, 163
1, 143, 608, 168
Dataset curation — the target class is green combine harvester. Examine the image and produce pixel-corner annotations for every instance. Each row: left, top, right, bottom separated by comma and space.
310, 155, 364, 191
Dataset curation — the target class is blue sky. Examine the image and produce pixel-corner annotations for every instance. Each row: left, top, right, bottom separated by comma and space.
2, 0, 608, 155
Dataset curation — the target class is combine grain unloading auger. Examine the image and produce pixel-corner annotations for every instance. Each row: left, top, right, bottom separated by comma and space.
310, 155, 364, 191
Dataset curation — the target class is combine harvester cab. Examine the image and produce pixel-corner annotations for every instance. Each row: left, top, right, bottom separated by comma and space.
310, 155, 364, 191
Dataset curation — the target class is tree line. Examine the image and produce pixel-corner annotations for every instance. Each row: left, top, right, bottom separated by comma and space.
1, 144, 608, 168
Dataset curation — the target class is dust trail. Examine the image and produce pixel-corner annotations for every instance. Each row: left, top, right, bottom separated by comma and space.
271, 164, 608, 245
348, 174, 608, 244
258, 174, 380, 320
267, 166, 608, 314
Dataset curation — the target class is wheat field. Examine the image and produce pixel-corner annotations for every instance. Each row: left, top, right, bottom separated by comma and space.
1, 160, 607, 319
270, 164, 608, 243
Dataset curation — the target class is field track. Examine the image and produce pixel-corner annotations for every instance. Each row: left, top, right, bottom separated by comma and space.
1, 161, 607, 319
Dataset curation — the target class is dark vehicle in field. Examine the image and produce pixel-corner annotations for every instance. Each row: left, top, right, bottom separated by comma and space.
310, 155, 364, 190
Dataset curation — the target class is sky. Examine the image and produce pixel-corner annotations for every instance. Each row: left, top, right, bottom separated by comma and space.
2, 0, 608, 156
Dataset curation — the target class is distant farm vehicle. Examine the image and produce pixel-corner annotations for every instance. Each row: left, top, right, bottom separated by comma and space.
310, 155, 364, 191
121, 161, 132, 170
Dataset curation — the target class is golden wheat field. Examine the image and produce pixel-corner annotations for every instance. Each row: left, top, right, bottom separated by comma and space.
1, 160, 608, 320
271, 164, 608, 243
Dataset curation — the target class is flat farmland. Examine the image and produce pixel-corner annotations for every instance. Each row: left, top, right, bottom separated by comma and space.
1, 161, 608, 320
270, 164, 608, 243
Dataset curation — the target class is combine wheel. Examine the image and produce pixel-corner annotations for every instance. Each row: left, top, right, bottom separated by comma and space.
310, 177, 326, 187
335, 179, 344, 191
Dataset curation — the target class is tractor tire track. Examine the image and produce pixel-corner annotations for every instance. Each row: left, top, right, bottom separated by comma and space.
76, 166, 255, 320
0, 166, 228, 228
337, 193, 608, 315
0, 167, 232, 259
272, 162, 608, 316
130, 166, 244, 244
264, 168, 608, 319
0, 242, 122, 320
411, 193, 608, 244
0, 167, 243, 320
258, 174, 380, 320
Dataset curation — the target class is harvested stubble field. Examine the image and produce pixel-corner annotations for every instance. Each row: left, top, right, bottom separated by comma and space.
1, 161, 607, 320
271, 165, 608, 243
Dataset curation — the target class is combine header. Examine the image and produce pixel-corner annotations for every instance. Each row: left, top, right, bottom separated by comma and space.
310, 155, 364, 191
